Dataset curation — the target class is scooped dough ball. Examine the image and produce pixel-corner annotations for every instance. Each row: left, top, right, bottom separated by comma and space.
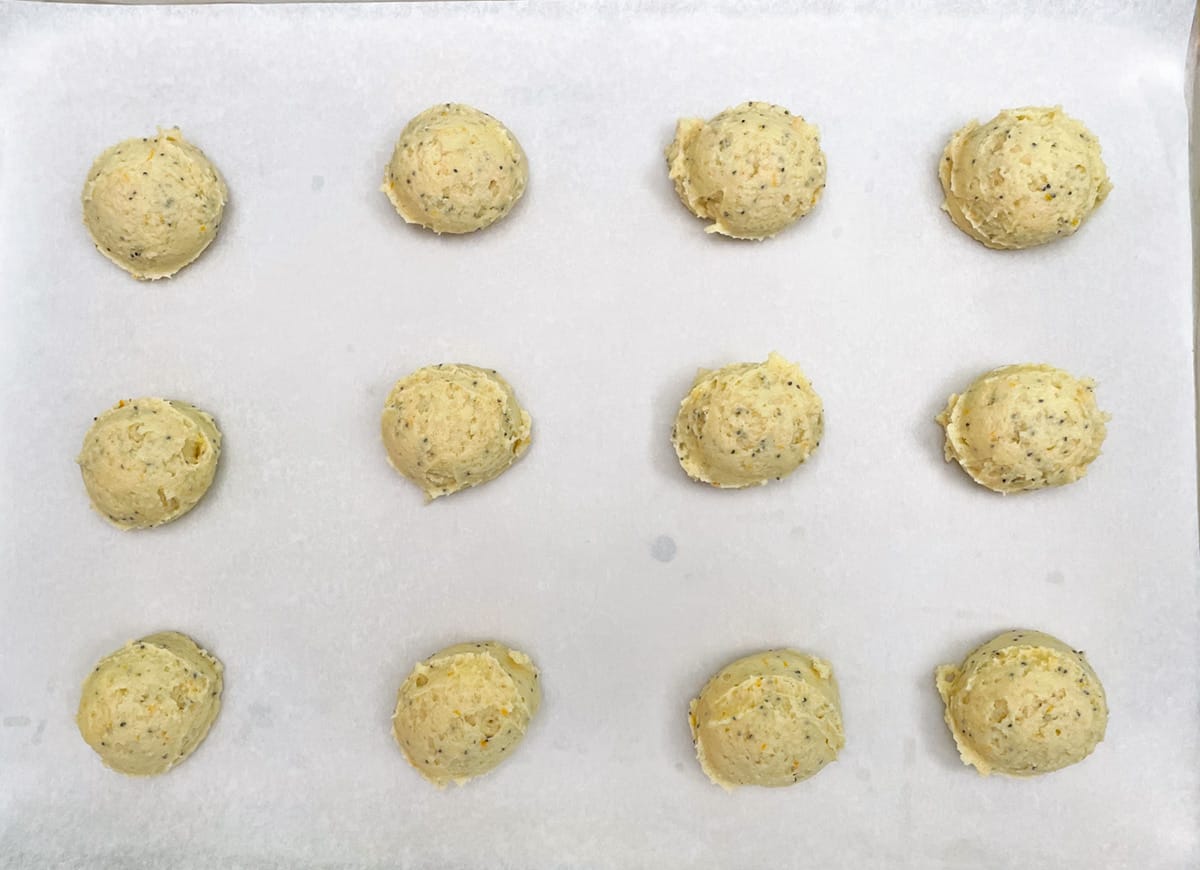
77, 631, 223, 776
689, 649, 844, 789
672, 352, 823, 489
78, 398, 222, 529
665, 101, 825, 239
392, 641, 541, 787
936, 363, 1108, 494
382, 103, 528, 234
939, 106, 1111, 249
82, 128, 229, 279
381, 363, 532, 500
936, 630, 1107, 777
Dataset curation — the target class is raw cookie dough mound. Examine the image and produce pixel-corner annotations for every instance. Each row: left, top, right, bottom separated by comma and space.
936, 363, 1108, 494
672, 352, 823, 489
939, 106, 1111, 249
392, 641, 541, 787
665, 101, 825, 239
936, 629, 1107, 777
689, 649, 844, 789
381, 363, 531, 500
78, 398, 222, 529
382, 103, 528, 234
82, 127, 228, 279
77, 631, 223, 776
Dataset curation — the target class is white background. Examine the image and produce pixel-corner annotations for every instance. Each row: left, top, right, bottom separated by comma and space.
0, 2, 1196, 867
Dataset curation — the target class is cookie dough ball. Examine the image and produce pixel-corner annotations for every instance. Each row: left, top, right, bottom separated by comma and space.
381, 363, 531, 500
665, 101, 825, 239
939, 106, 1111, 250
689, 649, 844, 789
382, 103, 528, 234
77, 631, 223, 776
936, 363, 1108, 494
672, 352, 823, 489
77, 398, 222, 529
82, 128, 229, 279
936, 630, 1107, 777
392, 641, 541, 787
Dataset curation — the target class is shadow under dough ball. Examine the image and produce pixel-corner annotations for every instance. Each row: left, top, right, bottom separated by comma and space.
82, 127, 228, 279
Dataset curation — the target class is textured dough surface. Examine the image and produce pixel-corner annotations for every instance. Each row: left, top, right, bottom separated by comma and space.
672, 352, 823, 488
392, 641, 541, 786
78, 398, 222, 529
82, 128, 228, 279
689, 649, 844, 789
936, 363, 1108, 493
77, 631, 223, 776
381, 363, 531, 500
939, 106, 1111, 249
666, 101, 825, 239
936, 630, 1107, 777
382, 103, 527, 234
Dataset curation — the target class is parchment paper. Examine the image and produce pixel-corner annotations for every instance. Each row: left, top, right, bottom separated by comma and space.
0, 2, 1196, 867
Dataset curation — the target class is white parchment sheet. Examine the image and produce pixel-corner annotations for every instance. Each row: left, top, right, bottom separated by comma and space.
0, 1, 1196, 867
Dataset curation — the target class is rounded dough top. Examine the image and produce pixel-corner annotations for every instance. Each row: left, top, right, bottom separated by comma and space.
666, 101, 825, 239
82, 127, 228, 279
936, 363, 1108, 494
672, 352, 823, 489
936, 630, 1107, 777
78, 397, 222, 529
689, 649, 844, 789
939, 106, 1111, 250
76, 631, 223, 776
382, 103, 528, 234
392, 641, 541, 787
381, 363, 532, 500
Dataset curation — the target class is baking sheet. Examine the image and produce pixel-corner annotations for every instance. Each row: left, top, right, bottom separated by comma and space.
1, 1, 1197, 867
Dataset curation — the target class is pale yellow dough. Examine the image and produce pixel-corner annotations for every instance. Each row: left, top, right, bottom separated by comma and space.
381, 363, 531, 500
936, 363, 1108, 494
82, 128, 228, 279
77, 631, 223, 776
666, 101, 825, 239
689, 649, 844, 789
78, 398, 222, 529
936, 630, 1107, 777
672, 352, 823, 488
382, 103, 528, 234
939, 106, 1111, 249
392, 641, 541, 787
